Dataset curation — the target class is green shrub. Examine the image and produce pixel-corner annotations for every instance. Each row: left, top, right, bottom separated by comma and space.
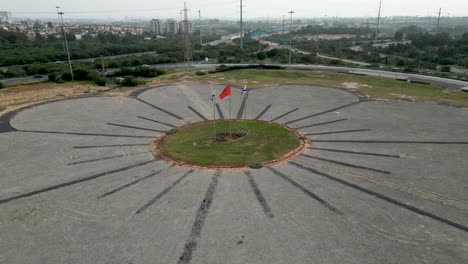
134, 66, 162, 78
93, 76, 107, 86
166, 128, 179, 135
249, 162, 263, 169
48, 72, 60, 82
440, 66, 451, 72
403, 67, 416, 73
0, 82, 5, 89
61, 72, 72, 81
115, 67, 134, 77
256, 52, 266, 60
195, 71, 206, 76
73, 67, 91, 80
23, 64, 51, 75
121, 76, 139, 87
1, 70, 17, 78
438, 58, 456, 65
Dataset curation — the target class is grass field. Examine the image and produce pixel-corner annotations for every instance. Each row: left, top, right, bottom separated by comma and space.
161, 120, 301, 167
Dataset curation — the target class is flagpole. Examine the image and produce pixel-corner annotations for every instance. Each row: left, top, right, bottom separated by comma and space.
212, 85, 216, 142
243, 83, 247, 132
229, 90, 232, 138
244, 94, 247, 132
213, 99, 216, 142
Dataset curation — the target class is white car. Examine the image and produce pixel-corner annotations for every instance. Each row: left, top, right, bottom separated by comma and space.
462, 87, 468, 92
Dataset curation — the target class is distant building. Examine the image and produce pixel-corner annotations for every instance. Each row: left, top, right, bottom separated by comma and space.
150, 19, 163, 35
0, 11, 11, 21
166, 19, 179, 34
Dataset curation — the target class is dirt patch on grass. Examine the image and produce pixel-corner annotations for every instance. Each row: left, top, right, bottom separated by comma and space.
341, 82, 370, 89
388, 93, 418, 101
0, 83, 108, 114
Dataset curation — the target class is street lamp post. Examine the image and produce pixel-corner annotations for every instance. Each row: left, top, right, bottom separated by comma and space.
56, 6, 65, 52
57, 8, 74, 81
288, 11, 295, 71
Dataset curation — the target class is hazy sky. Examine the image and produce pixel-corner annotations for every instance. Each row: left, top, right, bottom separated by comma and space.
3, 0, 468, 20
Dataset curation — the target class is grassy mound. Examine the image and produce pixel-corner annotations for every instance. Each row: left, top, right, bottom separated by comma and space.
160, 120, 301, 167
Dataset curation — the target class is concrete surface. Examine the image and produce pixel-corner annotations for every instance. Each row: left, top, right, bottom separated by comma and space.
0, 84, 467, 264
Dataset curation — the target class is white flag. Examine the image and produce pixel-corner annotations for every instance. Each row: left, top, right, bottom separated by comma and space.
241, 84, 247, 97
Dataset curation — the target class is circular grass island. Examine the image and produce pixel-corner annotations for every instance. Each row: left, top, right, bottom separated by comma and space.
154, 120, 306, 168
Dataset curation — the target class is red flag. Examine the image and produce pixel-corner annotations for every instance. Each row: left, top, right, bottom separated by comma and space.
219, 85, 231, 100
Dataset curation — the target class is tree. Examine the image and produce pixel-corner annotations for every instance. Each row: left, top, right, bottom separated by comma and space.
48, 72, 60, 82
394, 31, 403, 41
440, 65, 451, 72
256, 51, 266, 60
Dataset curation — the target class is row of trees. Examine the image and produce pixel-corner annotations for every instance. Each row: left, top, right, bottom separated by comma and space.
265, 25, 468, 73
0, 27, 193, 67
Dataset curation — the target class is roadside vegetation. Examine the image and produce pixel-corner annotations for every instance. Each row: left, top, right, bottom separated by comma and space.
266, 25, 468, 80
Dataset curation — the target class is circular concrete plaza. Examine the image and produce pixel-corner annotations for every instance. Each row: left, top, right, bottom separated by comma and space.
0, 84, 467, 263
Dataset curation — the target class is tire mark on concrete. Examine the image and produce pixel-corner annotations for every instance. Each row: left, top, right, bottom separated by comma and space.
305, 129, 370, 136
20, 130, 154, 138
300, 154, 391, 174
295, 118, 348, 129
0, 159, 158, 205
137, 116, 177, 128
309, 147, 400, 158
311, 161, 468, 211
99, 165, 174, 199
244, 171, 274, 218
254, 104, 271, 120
266, 167, 343, 215
135, 169, 194, 214
68, 151, 151, 165
288, 161, 468, 233
107, 123, 166, 133
136, 98, 184, 120
284, 101, 360, 125
270, 108, 300, 122
187, 106, 208, 121
177, 171, 220, 264
236, 93, 248, 119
